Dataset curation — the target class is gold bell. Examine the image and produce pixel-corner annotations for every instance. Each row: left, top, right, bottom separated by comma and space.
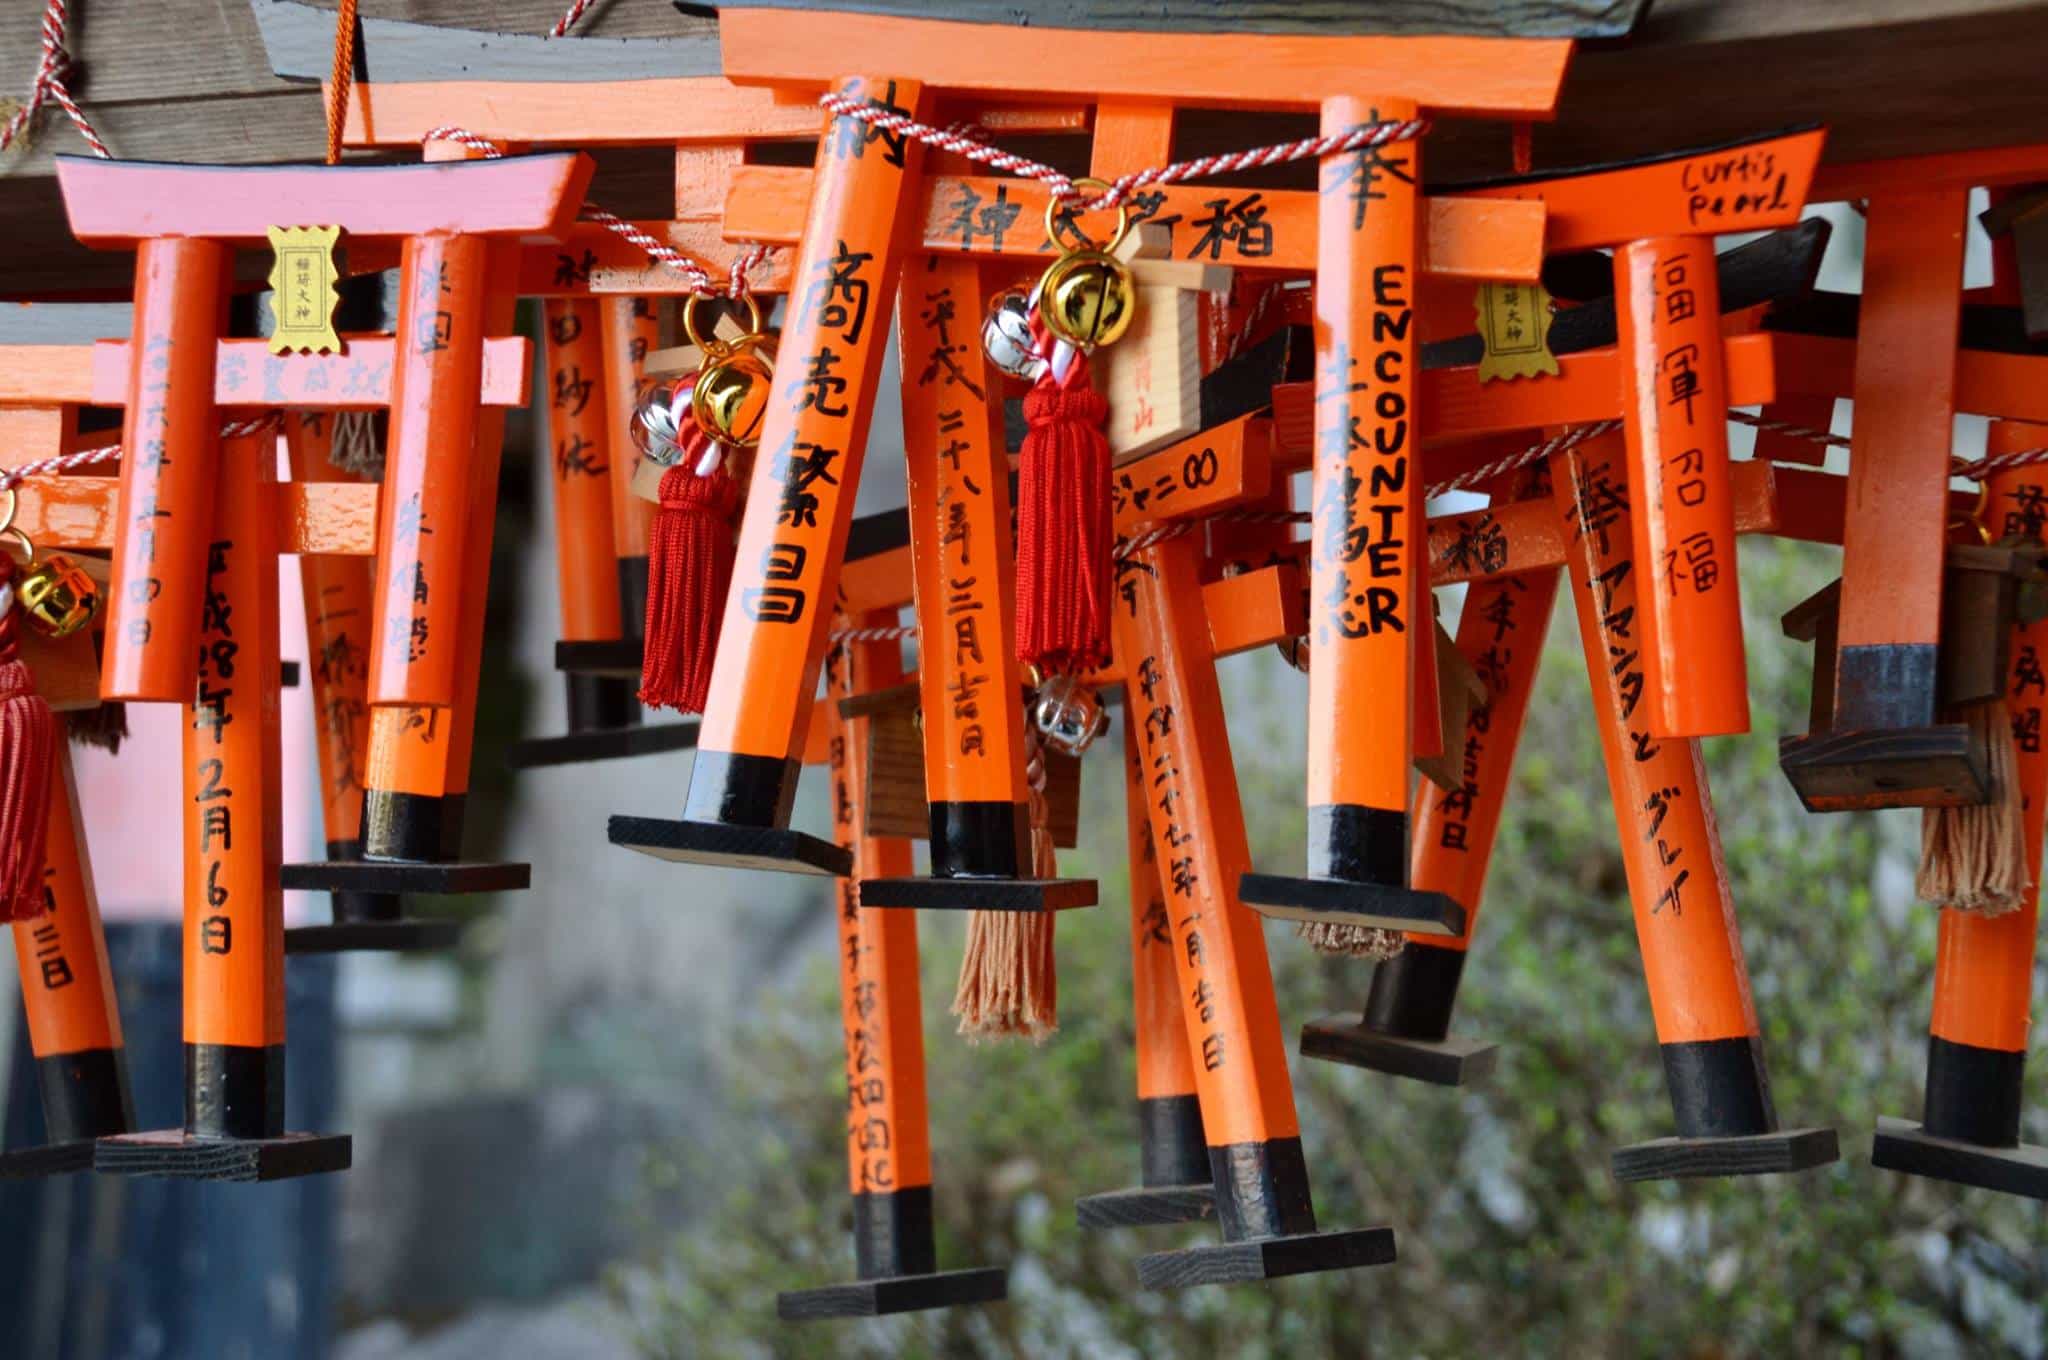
691, 340, 775, 449
18, 552, 101, 640
1037, 178, 1137, 352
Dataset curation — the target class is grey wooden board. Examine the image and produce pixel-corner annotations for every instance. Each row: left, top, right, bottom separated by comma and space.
254, 0, 724, 83
0, 301, 134, 344
708, 0, 1652, 39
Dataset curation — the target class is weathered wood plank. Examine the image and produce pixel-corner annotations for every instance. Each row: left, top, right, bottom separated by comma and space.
714, 0, 1651, 39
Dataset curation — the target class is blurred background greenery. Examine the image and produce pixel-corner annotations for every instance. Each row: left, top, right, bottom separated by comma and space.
607, 535, 2048, 1359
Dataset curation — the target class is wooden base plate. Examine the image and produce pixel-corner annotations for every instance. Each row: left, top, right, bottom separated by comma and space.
775, 1266, 1007, 1321
1238, 873, 1465, 936
1611, 1126, 1839, 1182
285, 919, 465, 955
282, 860, 531, 895
1872, 1116, 2048, 1200
857, 877, 1098, 912
506, 721, 699, 769
608, 815, 852, 877
96, 1129, 352, 1182
554, 639, 642, 678
1137, 1226, 1396, 1291
1298, 1018, 1498, 1087
1779, 724, 1988, 811
1075, 1183, 1216, 1230
0, 1140, 96, 1178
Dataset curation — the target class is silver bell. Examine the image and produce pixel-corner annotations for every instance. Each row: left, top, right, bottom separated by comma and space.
631, 378, 694, 466
1032, 674, 1109, 758
981, 289, 1048, 383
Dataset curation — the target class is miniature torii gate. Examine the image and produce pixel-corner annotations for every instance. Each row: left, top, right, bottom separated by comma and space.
43, 150, 588, 1175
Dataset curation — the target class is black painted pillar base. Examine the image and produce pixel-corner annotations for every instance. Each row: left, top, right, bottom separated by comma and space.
1872, 1038, 2048, 1198
285, 799, 527, 954
1872, 1118, 2048, 1200
94, 1129, 352, 1183
1077, 1095, 1216, 1230
1611, 1036, 1839, 1181
612, 751, 852, 876
1299, 945, 1497, 1085
1240, 806, 1463, 934
776, 1186, 1008, 1321
566, 673, 639, 735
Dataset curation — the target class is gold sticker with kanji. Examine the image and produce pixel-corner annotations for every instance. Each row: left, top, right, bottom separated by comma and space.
266, 225, 343, 355
1475, 281, 1558, 382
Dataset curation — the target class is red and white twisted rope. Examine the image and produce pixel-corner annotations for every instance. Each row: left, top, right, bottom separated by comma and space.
826, 623, 917, 645
0, 416, 281, 491
422, 126, 770, 298
548, 0, 599, 38
0, 0, 111, 158
1721, 408, 2048, 481
818, 92, 1427, 212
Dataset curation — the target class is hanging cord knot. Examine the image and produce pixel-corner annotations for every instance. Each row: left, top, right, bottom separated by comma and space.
0, 553, 55, 923
0, 0, 111, 158
639, 415, 743, 715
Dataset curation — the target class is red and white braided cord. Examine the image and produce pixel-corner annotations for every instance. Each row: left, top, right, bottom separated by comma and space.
0, 0, 110, 158
0, 416, 280, 491
818, 93, 1426, 212
422, 126, 769, 297
548, 0, 598, 38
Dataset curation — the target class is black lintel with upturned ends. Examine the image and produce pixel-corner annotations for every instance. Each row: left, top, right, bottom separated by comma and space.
507, 720, 700, 770
855, 876, 1098, 912
1872, 1117, 2048, 1201
1298, 1016, 1498, 1087
285, 919, 466, 956
555, 639, 643, 678
1610, 1127, 1839, 1183
1076, 1183, 1217, 1230
280, 859, 531, 895
1137, 1225, 1396, 1291
609, 815, 852, 877
0, 1140, 97, 1179
95, 1129, 353, 1182
775, 1266, 1009, 1322
1778, 723, 1987, 813
1238, 872, 1465, 936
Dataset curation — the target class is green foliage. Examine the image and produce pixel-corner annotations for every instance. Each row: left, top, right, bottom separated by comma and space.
614, 538, 2048, 1358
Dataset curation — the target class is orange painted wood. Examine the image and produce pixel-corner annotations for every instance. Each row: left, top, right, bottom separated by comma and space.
1202, 562, 1306, 657
725, 165, 1546, 283
600, 297, 661, 560
286, 416, 377, 852
718, 9, 1570, 116
348, 78, 822, 148
89, 338, 531, 409
1112, 415, 1274, 535
13, 717, 124, 1060
1750, 394, 1836, 467
0, 346, 97, 405
1268, 332, 1779, 464
1614, 236, 1748, 738
1554, 430, 1760, 1046
103, 236, 229, 702
693, 75, 929, 773
1838, 191, 1968, 656
182, 433, 285, 1051
826, 615, 933, 1195
1814, 141, 2048, 203
1111, 531, 1301, 1148
57, 153, 593, 244
1928, 419, 2048, 1053
542, 300, 625, 642
1773, 332, 2048, 425
838, 545, 914, 616
897, 254, 1028, 810
1309, 93, 1422, 818
1124, 717, 1201, 1106
1406, 562, 1559, 954
1459, 127, 1823, 251
367, 232, 491, 709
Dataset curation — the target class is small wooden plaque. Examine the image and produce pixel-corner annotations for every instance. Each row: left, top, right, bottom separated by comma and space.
862, 708, 930, 840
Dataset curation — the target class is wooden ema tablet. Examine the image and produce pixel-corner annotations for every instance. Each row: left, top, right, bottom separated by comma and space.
1874, 419, 2048, 1201
1111, 532, 1393, 1289
1304, 497, 1560, 1089
1552, 431, 1835, 1183
97, 433, 349, 1182
1, 733, 135, 1178
52, 152, 591, 706
1075, 717, 1214, 1231
612, 76, 931, 880
778, 616, 1006, 1321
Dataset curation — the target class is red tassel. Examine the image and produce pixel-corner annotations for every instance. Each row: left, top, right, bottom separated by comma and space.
1015, 351, 1113, 674
639, 428, 742, 714
0, 565, 54, 922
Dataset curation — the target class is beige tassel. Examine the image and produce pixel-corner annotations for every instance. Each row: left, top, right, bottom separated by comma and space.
1295, 918, 1406, 960
1917, 698, 2029, 915
951, 739, 1058, 1042
326, 410, 384, 479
